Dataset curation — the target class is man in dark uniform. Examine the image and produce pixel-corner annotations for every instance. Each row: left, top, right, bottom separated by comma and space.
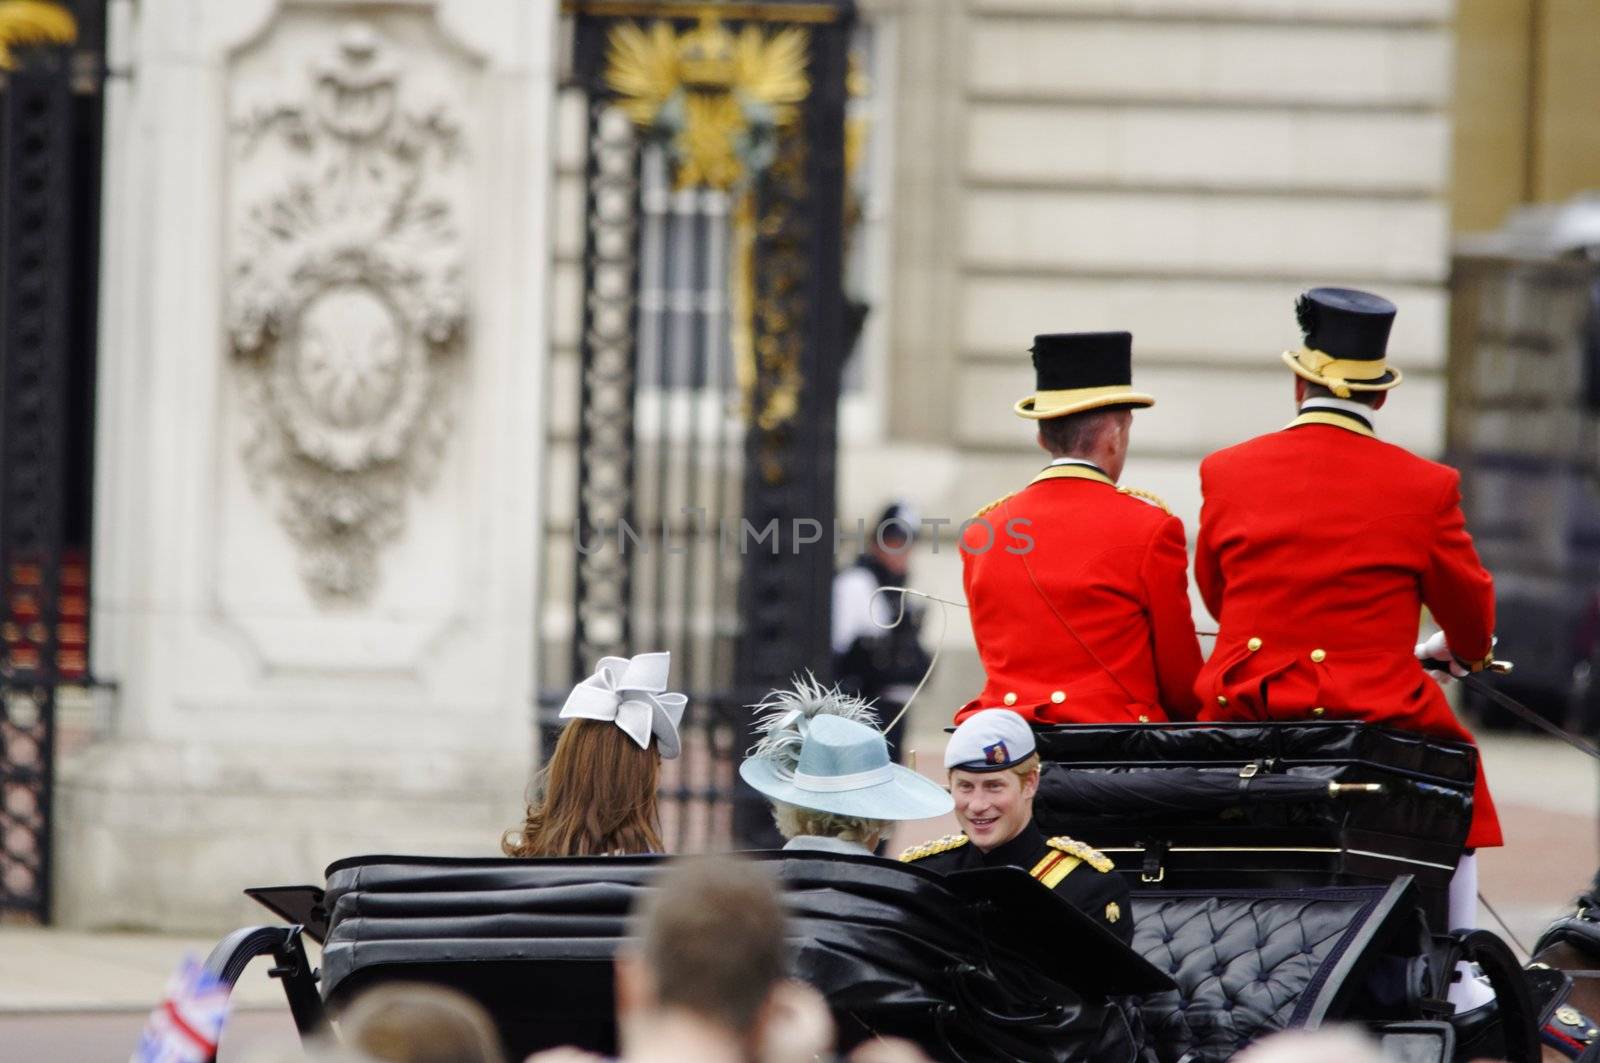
832, 500, 932, 760
899, 708, 1130, 943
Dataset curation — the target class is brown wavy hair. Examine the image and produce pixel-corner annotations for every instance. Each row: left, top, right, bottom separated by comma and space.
502, 717, 664, 857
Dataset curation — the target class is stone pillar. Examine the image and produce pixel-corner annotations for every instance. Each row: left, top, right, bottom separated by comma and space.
56, 0, 555, 932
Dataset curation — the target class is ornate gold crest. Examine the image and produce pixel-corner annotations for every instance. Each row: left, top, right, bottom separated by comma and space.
601, 9, 816, 431
1105, 901, 1122, 924
0, 1, 76, 70
604, 12, 809, 190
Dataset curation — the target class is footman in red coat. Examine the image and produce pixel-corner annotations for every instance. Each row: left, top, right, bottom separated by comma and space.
957, 332, 1203, 726
1194, 287, 1501, 937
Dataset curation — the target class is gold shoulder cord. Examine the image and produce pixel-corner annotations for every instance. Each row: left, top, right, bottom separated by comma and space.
1046, 836, 1115, 873
1117, 487, 1172, 515
898, 833, 969, 862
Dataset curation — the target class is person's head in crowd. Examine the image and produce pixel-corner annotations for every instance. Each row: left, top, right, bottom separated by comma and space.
868, 501, 917, 578
1231, 1028, 1386, 1063
845, 1040, 935, 1063
740, 677, 951, 854
944, 709, 1042, 852
504, 652, 685, 857
615, 855, 803, 1061
338, 982, 507, 1063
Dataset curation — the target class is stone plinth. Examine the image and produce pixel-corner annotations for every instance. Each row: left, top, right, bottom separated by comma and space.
55, 741, 528, 933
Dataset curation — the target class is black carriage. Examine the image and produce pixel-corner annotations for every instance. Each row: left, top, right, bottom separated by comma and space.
205, 722, 1557, 1062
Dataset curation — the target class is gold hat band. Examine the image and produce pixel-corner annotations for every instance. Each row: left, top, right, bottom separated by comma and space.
1281, 346, 1401, 398
1013, 384, 1155, 420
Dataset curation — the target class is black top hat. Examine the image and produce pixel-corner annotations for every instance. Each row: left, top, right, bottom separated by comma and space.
1013, 332, 1155, 420
1281, 287, 1402, 395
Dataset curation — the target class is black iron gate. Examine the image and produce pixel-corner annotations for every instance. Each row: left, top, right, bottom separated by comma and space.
0, 0, 103, 923
549, 0, 854, 848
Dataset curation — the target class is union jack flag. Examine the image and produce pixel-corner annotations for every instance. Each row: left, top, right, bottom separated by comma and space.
130, 955, 233, 1063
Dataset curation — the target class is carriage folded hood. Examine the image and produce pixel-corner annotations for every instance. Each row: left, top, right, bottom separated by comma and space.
309, 851, 1169, 993
293, 850, 1167, 1062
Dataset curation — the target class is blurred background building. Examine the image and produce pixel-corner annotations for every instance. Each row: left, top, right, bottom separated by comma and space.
0, 0, 1597, 932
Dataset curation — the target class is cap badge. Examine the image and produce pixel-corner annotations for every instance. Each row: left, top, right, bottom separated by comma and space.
1105, 901, 1121, 924
983, 739, 1009, 766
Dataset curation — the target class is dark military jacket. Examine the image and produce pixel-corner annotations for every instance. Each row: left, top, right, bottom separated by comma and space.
899, 821, 1131, 944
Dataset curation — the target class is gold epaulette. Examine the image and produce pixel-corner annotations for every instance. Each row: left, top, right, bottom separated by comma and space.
1046, 836, 1114, 873
1118, 486, 1171, 515
899, 833, 969, 862
972, 494, 1012, 521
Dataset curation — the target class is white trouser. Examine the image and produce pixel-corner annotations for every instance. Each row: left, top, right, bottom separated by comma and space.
1448, 851, 1478, 932
1446, 852, 1496, 1011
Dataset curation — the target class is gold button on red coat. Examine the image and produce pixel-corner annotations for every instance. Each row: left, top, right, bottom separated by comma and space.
1247, 637, 1262, 651
1310, 648, 1327, 663
1003, 692, 1017, 706
1216, 694, 1228, 707
1312, 707, 1326, 717
1137, 714, 1150, 723
1050, 690, 1065, 704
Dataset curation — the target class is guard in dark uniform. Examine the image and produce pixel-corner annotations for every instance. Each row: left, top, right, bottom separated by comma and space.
832, 500, 932, 759
899, 708, 1130, 943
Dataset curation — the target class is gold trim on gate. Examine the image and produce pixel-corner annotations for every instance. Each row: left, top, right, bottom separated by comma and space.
604, 11, 809, 191
604, 9, 812, 427
0, 1, 77, 71
745, 135, 806, 443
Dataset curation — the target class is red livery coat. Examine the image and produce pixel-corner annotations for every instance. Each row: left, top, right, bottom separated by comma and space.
957, 465, 1203, 724
1194, 412, 1501, 847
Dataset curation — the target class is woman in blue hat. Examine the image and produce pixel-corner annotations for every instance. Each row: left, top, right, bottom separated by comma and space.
739, 678, 953, 855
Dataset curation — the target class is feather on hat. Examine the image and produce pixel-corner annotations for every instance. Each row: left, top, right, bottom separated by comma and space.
745, 673, 881, 783
740, 674, 951, 822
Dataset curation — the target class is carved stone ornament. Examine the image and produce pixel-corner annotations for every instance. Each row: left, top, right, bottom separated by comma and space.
228, 23, 467, 600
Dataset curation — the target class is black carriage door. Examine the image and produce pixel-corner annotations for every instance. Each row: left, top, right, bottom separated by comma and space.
0, 0, 104, 924
549, 0, 853, 847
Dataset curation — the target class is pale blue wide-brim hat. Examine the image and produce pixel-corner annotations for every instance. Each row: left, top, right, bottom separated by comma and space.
739, 714, 954, 821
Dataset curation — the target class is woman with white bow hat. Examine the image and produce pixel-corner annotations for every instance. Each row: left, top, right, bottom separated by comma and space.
503, 652, 686, 857
739, 677, 952, 855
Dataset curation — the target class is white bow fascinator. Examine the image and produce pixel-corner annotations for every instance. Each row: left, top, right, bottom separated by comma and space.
559, 652, 687, 759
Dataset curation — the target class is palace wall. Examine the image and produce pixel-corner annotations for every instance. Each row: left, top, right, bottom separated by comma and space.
57, 0, 557, 931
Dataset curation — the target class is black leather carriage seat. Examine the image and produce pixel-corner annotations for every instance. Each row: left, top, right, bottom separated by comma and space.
1129, 881, 1425, 1063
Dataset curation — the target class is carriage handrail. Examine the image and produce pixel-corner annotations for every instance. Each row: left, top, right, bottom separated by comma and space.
201, 924, 328, 1058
